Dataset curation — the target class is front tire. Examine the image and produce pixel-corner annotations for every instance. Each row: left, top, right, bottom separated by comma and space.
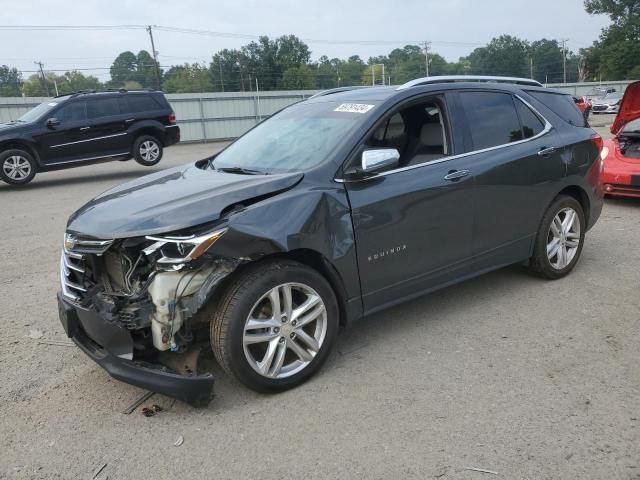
528, 195, 585, 279
210, 260, 339, 392
133, 135, 163, 166
0, 149, 37, 185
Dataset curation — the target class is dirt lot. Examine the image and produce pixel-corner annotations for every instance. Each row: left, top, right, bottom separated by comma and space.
1, 116, 638, 479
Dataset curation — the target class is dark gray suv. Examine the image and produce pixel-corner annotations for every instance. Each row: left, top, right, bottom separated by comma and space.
0, 89, 179, 185
57, 76, 604, 406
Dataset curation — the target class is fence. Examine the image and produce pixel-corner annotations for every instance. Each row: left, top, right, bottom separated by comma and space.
0, 80, 634, 143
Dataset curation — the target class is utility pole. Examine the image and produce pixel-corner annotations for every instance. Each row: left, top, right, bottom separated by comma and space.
423, 41, 431, 76
146, 25, 162, 90
34, 61, 49, 96
218, 58, 224, 92
560, 38, 569, 83
530, 57, 533, 79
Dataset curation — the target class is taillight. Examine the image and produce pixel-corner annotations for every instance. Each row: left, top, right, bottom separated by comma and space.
168, 112, 176, 125
591, 133, 603, 152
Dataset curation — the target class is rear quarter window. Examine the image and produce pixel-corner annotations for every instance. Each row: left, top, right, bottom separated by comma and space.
526, 90, 587, 127
127, 95, 164, 113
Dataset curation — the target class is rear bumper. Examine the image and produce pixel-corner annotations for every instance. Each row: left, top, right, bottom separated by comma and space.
164, 125, 180, 146
57, 292, 213, 407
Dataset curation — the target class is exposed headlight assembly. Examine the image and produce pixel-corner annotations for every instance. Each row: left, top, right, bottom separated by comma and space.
143, 228, 227, 265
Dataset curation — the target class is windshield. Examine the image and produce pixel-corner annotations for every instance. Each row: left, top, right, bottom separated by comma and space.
213, 100, 378, 174
604, 92, 623, 101
17, 99, 64, 123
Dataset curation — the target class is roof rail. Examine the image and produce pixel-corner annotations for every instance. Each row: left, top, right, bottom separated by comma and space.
56, 88, 158, 98
397, 75, 543, 90
307, 86, 368, 100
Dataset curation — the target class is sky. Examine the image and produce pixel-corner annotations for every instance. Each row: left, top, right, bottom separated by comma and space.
0, 0, 610, 81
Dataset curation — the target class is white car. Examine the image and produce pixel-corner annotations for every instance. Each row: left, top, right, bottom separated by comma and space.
592, 92, 624, 114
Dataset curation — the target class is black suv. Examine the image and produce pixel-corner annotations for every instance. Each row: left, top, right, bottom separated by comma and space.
58, 76, 604, 406
0, 89, 179, 185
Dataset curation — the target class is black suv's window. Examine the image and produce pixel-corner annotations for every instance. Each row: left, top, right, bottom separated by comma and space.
526, 90, 586, 127
514, 98, 545, 139
459, 91, 523, 150
128, 95, 163, 113
55, 102, 87, 122
87, 98, 120, 119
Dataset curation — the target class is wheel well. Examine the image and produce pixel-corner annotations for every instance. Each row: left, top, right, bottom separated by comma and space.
133, 128, 165, 146
0, 141, 40, 166
220, 250, 349, 327
557, 186, 590, 221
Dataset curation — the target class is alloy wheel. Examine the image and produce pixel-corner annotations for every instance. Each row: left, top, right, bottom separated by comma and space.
546, 207, 581, 270
243, 282, 327, 379
2, 155, 31, 181
139, 140, 160, 162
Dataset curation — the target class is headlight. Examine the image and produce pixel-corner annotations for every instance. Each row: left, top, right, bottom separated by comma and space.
143, 228, 227, 265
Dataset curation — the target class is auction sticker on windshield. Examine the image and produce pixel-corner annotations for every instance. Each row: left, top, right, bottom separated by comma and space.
334, 103, 375, 114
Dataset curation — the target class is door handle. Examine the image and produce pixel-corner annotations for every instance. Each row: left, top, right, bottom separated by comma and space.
125, 118, 136, 123
79, 126, 91, 131
538, 146, 556, 157
444, 169, 470, 181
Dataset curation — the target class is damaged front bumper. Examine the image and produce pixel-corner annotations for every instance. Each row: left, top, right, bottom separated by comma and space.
57, 292, 214, 407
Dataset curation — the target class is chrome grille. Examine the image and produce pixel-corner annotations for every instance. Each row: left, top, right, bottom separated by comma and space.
60, 234, 113, 302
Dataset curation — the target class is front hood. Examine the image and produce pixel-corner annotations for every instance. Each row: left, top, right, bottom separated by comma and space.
612, 81, 640, 135
0, 121, 28, 135
67, 162, 304, 239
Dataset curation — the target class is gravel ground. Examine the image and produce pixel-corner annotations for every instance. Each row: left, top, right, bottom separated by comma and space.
1, 117, 638, 479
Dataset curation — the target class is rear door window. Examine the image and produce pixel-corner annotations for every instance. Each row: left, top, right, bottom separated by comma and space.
86, 98, 120, 119
127, 95, 163, 113
514, 98, 546, 138
526, 90, 586, 127
459, 91, 523, 150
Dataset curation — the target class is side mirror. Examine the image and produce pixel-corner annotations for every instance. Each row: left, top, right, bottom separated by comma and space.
361, 148, 400, 173
46, 118, 60, 128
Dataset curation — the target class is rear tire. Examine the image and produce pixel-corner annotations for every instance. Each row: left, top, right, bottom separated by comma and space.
133, 135, 163, 166
528, 195, 585, 279
210, 260, 339, 393
0, 149, 37, 185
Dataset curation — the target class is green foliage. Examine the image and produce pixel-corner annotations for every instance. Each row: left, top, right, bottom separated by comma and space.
583, 0, 640, 80
0, 65, 22, 97
108, 50, 161, 89
466, 35, 529, 77
164, 64, 213, 93
282, 65, 315, 89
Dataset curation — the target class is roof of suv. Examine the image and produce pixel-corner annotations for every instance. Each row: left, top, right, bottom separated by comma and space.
54, 89, 163, 99
306, 77, 561, 104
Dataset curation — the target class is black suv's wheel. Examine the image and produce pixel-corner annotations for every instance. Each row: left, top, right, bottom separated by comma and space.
133, 135, 163, 166
0, 149, 37, 185
528, 195, 585, 279
210, 260, 339, 392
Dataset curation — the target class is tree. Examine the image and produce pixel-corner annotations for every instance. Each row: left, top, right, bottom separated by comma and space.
465, 35, 529, 77
56, 71, 102, 94
529, 39, 564, 83
109, 51, 137, 86
22, 74, 50, 96
136, 50, 161, 88
582, 0, 640, 80
164, 64, 213, 93
109, 50, 161, 89
282, 64, 315, 89
0, 65, 22, 96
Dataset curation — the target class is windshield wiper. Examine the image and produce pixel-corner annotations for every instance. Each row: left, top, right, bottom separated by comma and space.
216, 166, 266, 175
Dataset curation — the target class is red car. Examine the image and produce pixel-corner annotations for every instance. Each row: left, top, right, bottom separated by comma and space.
574, 96, 592, 115
601, 81, 640, 198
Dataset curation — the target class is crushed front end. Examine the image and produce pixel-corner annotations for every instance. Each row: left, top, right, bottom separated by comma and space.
57, 227, 238, 407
